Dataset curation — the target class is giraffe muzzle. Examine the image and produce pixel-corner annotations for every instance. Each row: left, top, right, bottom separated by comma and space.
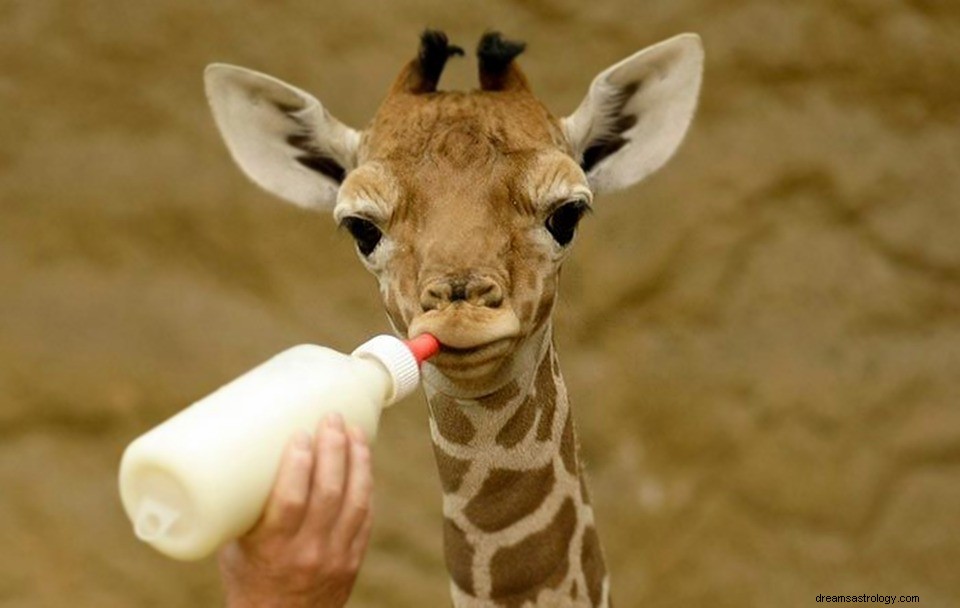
408, 306, 520, 352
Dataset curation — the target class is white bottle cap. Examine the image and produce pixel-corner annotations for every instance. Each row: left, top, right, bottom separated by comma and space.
351, 335, 421, 405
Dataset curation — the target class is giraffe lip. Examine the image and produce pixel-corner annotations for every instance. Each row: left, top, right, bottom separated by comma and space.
408, 308, 521, 351
438, 338, 511, 356
432, 337, 514, 366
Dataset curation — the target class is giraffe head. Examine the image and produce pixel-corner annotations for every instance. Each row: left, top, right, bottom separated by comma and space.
206, 31, 703, 392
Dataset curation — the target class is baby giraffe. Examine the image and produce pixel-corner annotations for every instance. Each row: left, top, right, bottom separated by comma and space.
205, 30, 703, 607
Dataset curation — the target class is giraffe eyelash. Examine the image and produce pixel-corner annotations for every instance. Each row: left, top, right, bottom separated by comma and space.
543, 196, 593, 219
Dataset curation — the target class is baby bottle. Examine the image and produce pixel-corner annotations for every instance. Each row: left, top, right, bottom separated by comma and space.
118, 333, 439, 561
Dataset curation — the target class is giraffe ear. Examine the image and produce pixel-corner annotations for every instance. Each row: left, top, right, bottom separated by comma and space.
561, 34, 703, 194
204, 64, 361, 211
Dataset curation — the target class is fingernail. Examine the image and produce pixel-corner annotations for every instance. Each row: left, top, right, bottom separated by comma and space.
351, 426, 368, 446
327, 412, 345, 431
291, 429, 311, 451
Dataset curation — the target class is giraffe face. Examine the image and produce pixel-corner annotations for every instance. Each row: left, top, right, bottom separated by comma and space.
205, 30, 703, 389
334, 93, 592, 383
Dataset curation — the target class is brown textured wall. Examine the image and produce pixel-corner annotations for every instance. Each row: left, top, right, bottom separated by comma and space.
2, 1, 959, 606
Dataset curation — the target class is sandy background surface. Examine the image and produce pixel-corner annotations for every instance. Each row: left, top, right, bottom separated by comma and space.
2, 1, 959, 606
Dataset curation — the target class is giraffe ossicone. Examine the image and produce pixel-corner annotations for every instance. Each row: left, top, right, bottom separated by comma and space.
206, 29, 703, 607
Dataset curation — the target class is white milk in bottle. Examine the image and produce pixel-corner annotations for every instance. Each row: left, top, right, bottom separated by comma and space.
118, 333, 439, 561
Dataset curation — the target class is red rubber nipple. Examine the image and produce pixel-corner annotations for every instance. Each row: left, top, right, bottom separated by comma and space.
404, 333, 441, 365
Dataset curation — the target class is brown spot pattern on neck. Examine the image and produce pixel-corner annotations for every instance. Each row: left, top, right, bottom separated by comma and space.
560, 409, 577, 476
534, 350, 559, 440
431, 393, 477, 445
425, 342, 610, 606
432, 443, 472, 494
495, 353, 556, 448
463, 463, 556, 533
581, 525, 607, 606
478, 378, 521, 411
496, 396, 537, 448
444, 518, 476, 595
488, 497, 577, 603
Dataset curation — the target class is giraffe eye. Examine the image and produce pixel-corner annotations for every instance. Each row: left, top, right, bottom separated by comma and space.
341, 217, 383, 256
545, 199, 590, 246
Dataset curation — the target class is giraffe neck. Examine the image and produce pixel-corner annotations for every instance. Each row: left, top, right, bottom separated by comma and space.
423, 330, 610, 607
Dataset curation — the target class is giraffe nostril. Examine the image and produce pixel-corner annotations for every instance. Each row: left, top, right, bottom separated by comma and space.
471, 280, 503, 308
421, 283, 451, 312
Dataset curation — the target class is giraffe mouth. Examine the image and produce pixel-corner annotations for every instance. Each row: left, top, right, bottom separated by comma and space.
434, 338, 514, 364
408, 307, 520, 350
426, 337, 517, 380
408, 307, 520, 375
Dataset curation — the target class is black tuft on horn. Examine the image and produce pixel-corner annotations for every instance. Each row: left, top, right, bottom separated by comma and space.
413, 29, 464, 93
477, 31, 526, 91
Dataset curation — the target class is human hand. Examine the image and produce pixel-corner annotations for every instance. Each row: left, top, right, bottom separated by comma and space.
218, 413, 374, 608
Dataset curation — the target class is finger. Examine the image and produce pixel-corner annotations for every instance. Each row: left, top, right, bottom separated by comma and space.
348, 503, 374, 565
250, 429, 314, 538
304, 413, 349, 533
333, 427, 374, 548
